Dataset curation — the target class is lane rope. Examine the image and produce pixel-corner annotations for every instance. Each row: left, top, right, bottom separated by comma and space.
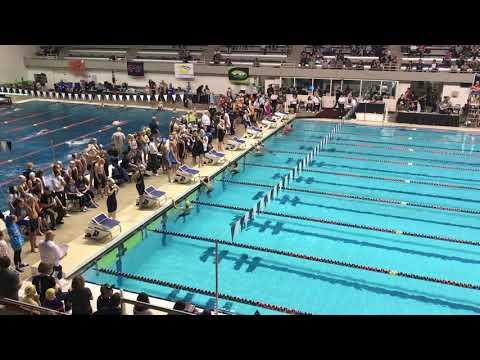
16, 117, 100, 143
296, 128, 477, 145
96, 267, 310, 315
332, 140, 480, 158
153, 229, 480, 292
192, 200, 480, 247
221, 178, 480, 215
243, 162, 480, 191
316, 153, 480, 173
0, 118, 130, 166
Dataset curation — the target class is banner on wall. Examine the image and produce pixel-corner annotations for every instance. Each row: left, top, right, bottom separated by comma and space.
68, 59, 86, 75
174, 63, 194, 79
228, 67, 250, 84
127, 61, 144, 77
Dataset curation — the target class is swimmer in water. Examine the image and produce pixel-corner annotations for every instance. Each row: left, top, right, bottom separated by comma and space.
229, 161, 240, 175
201, 176, 213, 192
254, 142, 264, 156
282, 123, 293, 136
173, 200, 192, 222
157, 102, 164, 111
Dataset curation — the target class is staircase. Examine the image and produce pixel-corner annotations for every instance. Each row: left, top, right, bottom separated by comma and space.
389, 45, 403, 60
285, 45, 305, 66
203, 45, 218, 64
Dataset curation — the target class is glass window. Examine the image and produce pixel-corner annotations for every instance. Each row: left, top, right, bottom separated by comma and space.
295, 78, 313, 95
342, 80, 361, 97
360, 80, 382, 100
281, 77, 295, 92
313, 79, 331, 96
380, 81, 396, 98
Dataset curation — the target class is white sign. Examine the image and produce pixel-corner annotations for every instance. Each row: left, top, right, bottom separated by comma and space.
174, 63, 194, 79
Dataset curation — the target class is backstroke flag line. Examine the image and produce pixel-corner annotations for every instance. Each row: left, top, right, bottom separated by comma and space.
229, 118, 344, 241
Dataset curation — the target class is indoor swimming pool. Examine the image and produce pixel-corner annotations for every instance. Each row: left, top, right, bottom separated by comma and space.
82, 119, 480, 314
0, 101, 174, 210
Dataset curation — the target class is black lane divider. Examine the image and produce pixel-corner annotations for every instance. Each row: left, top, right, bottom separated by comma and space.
332, 149, 480, 167
220, 179, 480, 215
243, 162, 480, 191
317, 153, 480, 173
332, 140, 480, 158
191, 200, 480, 247
297, 128, 476, 145
339, 137, 480, 154
97, 266, 310, 315
266, 150, 308, 155
311, 162, 480, 185
152, 230, 480, 292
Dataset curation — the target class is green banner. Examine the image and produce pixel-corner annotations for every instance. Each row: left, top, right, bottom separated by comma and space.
228, 67, 250, 84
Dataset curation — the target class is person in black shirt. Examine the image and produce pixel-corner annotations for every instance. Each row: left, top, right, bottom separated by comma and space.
39, 188, 66, 230
32, 262, 57, 305
94, 292, 123, 315
65, 275, 93, 315
22, 162, 35, 180
149, 116, 160, 138
96, 283, 114, 311
333, 88, 341, 109
0, 256, 20, 301
267, 84, 274, 97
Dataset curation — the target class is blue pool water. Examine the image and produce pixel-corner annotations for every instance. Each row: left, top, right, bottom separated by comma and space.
82, 119, 480, 314
0, 101, 174, 210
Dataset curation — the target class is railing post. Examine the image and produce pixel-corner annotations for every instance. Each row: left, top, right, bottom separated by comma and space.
215, 240, 219, 315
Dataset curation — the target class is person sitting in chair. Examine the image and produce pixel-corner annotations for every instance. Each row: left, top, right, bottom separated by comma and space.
439, 96, 453, 114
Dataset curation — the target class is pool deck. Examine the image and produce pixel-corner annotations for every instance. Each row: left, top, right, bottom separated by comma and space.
1, 98, 293, 284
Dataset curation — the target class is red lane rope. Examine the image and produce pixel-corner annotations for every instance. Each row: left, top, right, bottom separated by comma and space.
16, 117, 99, 143
97, 267, 310, 315
153, 229, 480, 292
192, 200, 480, 247
2, 111, 48, 124
0, 120, 127, 166
8, 114, 75, 134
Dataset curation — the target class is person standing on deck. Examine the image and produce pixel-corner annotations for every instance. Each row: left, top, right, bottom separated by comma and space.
106, 178, 119, 219
111, 127, 126, 154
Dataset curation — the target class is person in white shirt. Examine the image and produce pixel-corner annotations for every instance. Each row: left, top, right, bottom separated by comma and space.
312, 95, 320, 112
201, 111, 211, 131
344, 97, 358, 120
147, 139, 160, 175
38, 231, 67, 279
52, 172, 67, 209
270, 93, 279, 112
111, 127, 126, 153
338, 95, 347, 117
223, 111, 232, 135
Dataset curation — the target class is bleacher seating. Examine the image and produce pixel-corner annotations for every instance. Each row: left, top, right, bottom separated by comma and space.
211, 45, 288, 67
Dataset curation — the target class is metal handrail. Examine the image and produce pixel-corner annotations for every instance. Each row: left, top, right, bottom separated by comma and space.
120, 298, 196, 315
0, 297, 65, 315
